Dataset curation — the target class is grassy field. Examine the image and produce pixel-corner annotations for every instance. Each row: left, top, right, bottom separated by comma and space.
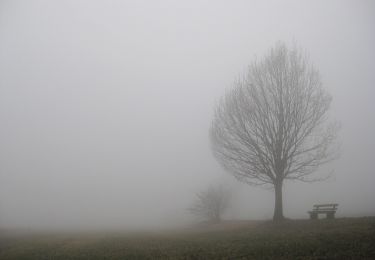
0, 217, 374, 259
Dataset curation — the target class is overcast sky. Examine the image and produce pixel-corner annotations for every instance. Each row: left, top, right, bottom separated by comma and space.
0, 0, 374, 230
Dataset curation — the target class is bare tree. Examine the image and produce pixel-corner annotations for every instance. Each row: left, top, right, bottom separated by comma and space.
188, 185, 231, 222
210, 43, 339, 221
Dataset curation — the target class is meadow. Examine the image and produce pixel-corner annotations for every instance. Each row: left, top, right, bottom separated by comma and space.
1, 217, 374, 259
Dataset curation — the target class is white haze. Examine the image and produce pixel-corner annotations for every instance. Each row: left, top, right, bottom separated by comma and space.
0, 0, 374, 230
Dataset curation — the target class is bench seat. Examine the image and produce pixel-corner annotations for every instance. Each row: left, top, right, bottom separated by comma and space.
308, 204, 338, 219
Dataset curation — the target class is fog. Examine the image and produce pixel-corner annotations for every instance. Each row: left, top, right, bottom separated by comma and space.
0, 0, 374, 231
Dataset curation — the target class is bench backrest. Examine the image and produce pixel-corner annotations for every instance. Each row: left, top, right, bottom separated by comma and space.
313, 204, 338, 211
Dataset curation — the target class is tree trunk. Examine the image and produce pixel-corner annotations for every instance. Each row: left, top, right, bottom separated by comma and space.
273, 181, 285, 221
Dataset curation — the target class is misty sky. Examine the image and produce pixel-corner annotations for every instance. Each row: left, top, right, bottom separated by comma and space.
0, 0, 374, 230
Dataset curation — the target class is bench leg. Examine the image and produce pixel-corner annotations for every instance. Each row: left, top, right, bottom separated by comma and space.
327, 212, 335, 219
310, 212, 317, 220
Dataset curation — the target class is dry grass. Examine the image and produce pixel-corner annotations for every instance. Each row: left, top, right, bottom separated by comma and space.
1, 217, 374, 259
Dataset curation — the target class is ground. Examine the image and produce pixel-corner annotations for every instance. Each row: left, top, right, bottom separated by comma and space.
1, 217, 374, 259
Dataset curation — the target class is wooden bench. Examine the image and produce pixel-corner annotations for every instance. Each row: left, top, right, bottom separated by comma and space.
308, 204, 338, 219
